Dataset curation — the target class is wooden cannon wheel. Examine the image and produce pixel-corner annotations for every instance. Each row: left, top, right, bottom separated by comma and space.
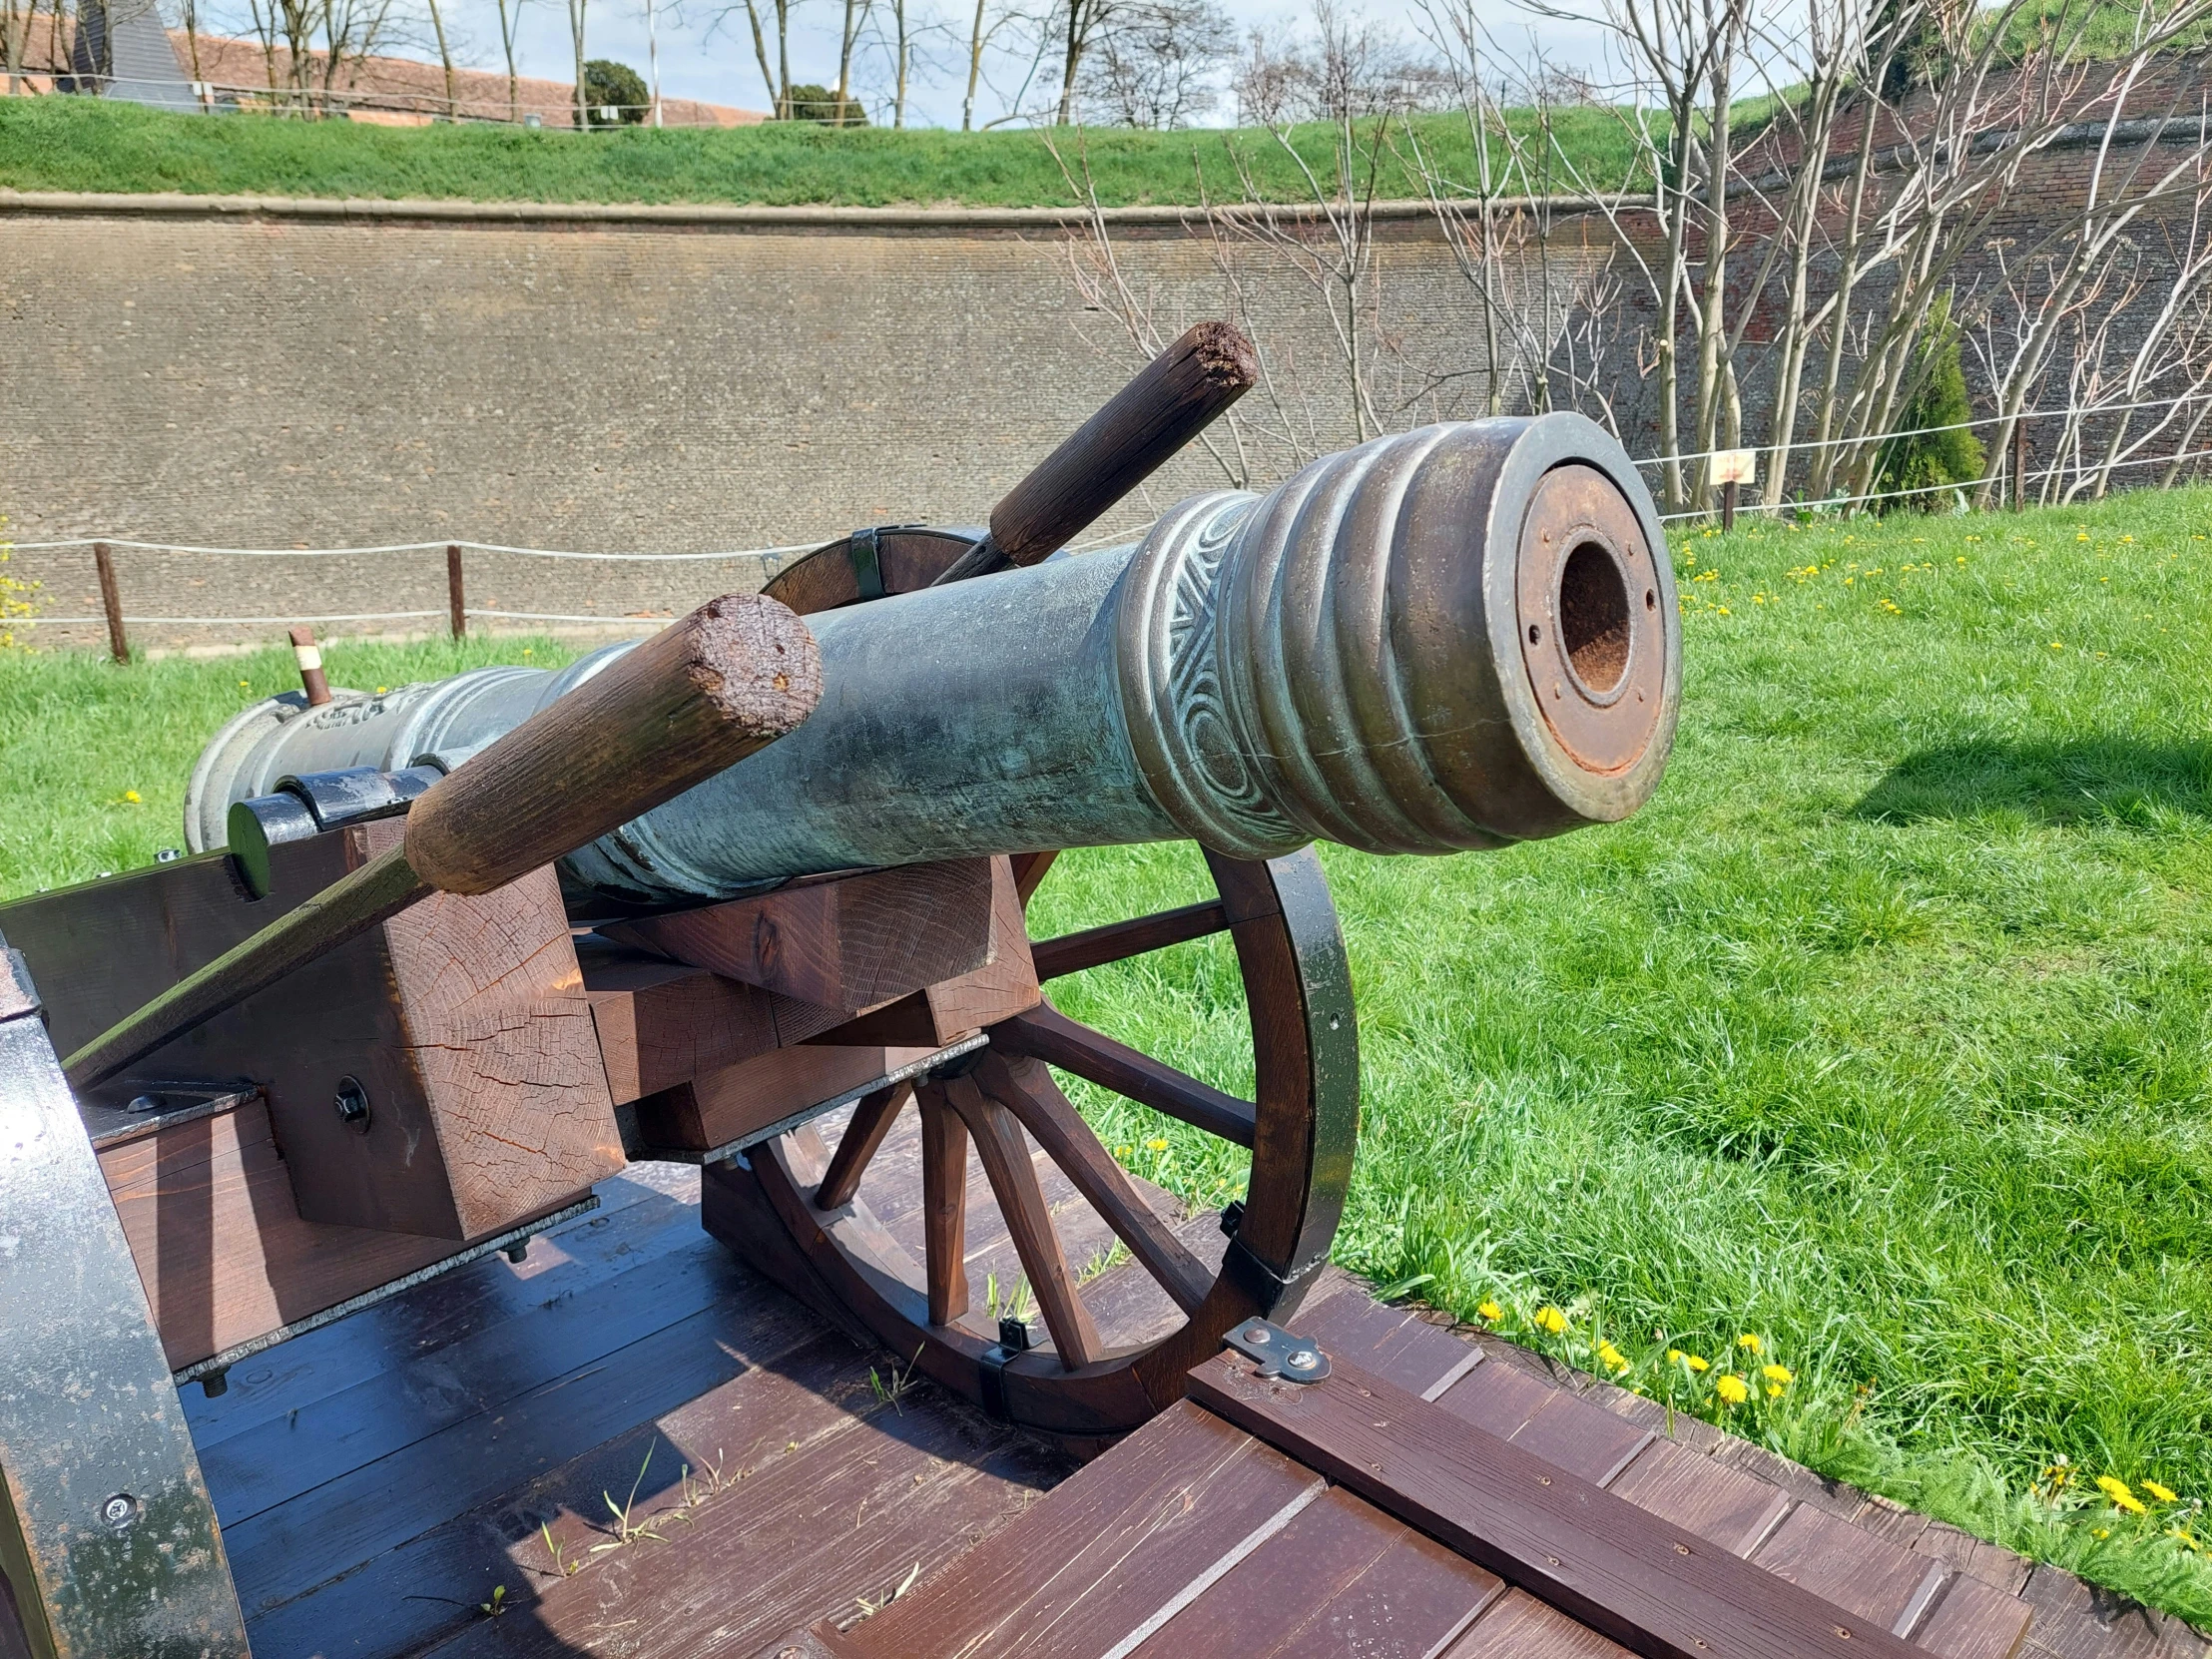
737, 528, 1362, 1442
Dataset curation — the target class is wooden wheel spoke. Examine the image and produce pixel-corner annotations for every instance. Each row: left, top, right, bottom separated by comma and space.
973, 1051, 1212, 1317
991, 1003, 1257, 1149
914, 1083, 970, 1327
815, 1080, 911, 1211
941, 1074, 1103, 1370
1030, 898, 1230, 982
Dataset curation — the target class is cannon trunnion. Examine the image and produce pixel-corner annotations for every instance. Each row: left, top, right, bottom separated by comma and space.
0, 410, 1677, 1656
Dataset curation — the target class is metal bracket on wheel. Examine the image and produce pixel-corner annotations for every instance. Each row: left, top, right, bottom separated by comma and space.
1219, 1228, 1329, 1318
1222, 1318, 1330, 1382
0, 938, 250, 1658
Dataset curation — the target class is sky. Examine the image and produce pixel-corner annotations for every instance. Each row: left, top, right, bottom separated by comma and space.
449, 0, 1615, 130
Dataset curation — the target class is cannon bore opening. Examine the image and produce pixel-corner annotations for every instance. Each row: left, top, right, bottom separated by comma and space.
1558, 540, 1631, 696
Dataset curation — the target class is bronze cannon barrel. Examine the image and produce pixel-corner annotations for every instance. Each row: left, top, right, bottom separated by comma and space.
184, 415, 1680, 906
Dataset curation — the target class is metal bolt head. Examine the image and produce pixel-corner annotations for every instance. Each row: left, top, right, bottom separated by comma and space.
1243, 1324, 1272, 1345
504, 1241, 529, 1265
334, 1076, 371, 1134
101, 1493, 137, 1530
127, 1094, 164, 1114
1287, 1349, 1319, 1371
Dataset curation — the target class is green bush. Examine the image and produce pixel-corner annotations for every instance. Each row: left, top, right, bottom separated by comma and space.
581, 60, 648, 126
1872, 294, 1987, 510
779, 83, 867, 126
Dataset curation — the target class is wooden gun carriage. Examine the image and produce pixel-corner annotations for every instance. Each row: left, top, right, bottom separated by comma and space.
0, 330, 1683, 1658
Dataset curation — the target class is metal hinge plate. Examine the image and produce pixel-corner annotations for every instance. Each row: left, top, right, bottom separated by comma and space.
1223, 1318, 1330, 1382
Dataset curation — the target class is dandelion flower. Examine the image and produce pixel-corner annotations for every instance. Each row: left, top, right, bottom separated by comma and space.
375, 686, 388, 695
1715, 1375, 1750, 1404
1597, 1341, 1628, 1374
2173, 1528, 2202, 1553
1767, 1383, 1785, 1398
1737, 1335, 1763, 1355
2093, 1527, 2110, 1539
1683, 1354, 1710, 1373
1113, 1145, 1133, 1159
238, 679, 251, 689
122, 789, 141, 805
1144, 1137, 1169, 1152
1762, 1364, 1793, 1384
1534, 1306, 1567, 1335
1476, 1300, 1503, 1323
2143, 1480, 2178, 1504
2096, 1476, 2147, 1515
2049, 642, 2063, 650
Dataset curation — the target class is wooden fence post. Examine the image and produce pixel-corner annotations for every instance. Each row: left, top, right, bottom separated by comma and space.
92, 541, 128, 664
288, 625, 332, 706
446, 544, 466, 639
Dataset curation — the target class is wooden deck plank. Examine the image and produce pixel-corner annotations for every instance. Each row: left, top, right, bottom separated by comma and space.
186, 1167, 695, 1449
222, 1279, 825, 1614
1189, 1350, 1929, 1659
1754, 1502, 1947, 1637
1444, 1587, 1636, 1657
1911, 1572, 2033, 1659
203, 1227, 754, 1523
1429, 1348, 1558, 1439
241, 1330, 877, 1659
1502, 1391, 1656, 1489
415, 1382, 1061, 1659
838, 1400, 1323, 1659
1606, 1438, 1792, 1557
1295, 1287, 1482, 1399
1127, 1483, 1503, 1658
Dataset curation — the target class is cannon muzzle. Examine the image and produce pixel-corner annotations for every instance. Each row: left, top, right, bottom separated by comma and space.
186, 415, 1679, 908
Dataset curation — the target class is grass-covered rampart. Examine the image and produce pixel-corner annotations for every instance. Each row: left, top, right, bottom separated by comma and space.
0, 94, 1645, 206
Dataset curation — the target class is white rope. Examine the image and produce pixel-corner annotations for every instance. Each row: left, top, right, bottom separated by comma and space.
3, 536, 824, 561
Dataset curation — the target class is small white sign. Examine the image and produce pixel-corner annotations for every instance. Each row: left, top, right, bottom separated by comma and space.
1710, 448, 1758, 486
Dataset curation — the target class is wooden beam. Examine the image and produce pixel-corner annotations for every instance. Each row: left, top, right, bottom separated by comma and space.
603, 859, 995, 1011
1185, 1352, 1926, 1659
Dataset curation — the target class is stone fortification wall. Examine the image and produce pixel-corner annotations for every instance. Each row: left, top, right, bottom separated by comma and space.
0, 197, 1602, 652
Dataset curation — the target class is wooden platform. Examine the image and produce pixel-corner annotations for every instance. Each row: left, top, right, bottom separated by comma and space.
163, 1109, 2198, 1659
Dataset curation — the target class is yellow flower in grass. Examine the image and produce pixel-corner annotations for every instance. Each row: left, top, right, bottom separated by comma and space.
1533, 1306, 1567, 1336
1761, 1364, 1794, 1384
1597, 1341, 1628, 1374
1476, 1300, 1503, 1324
2143, 1480, 2178, 1504
1766, 1383, 1785, 1399
1715, 1375, 1749, 1405
1113, 1145, 1133, 1159
121, 790, 141, 805
1736, 1334, 1763, 1355
2172, 1527, 2202, 1553
1143, 1137, 1169, 1152
1675, 1352, 1710, 1374
2096, 1476, 2147, 1515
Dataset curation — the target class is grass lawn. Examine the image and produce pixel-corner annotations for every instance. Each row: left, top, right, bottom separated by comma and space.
0, 95, 1648, 207
4, 487, 2211, 1619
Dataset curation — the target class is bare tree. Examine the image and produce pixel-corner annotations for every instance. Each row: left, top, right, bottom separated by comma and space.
1076, 0, 1230, 128
1053, 0, 1112, 125
492, 0, 526, 118
567, 0, 586, 123
423, 0, 453, 113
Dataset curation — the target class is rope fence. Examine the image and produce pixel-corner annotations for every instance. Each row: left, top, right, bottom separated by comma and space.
9, 390, 2208, 654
